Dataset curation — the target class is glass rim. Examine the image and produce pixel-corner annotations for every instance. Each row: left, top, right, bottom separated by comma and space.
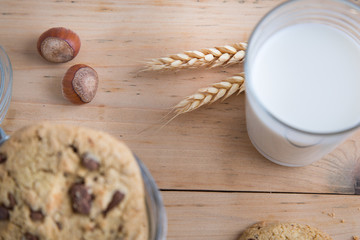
0, 45, 13, 124
135, 155, 167, 240
245, 0, 360, 136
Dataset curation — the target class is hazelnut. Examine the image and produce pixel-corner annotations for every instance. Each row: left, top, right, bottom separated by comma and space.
62, 64, 98, 104
37, 27, 81, 63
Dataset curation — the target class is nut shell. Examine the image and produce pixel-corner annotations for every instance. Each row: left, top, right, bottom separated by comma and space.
37, 27, 81, 63
62, 64, 98, 104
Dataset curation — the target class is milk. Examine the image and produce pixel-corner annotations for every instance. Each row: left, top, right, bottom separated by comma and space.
246, 23, 360, 166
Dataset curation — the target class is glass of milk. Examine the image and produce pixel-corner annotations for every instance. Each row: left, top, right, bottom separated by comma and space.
245, 0, 360, 166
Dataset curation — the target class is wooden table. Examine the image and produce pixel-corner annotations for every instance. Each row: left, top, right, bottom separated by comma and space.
1, 0, 360, 239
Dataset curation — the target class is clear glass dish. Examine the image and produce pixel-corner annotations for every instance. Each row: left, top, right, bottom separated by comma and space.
0, 130, 167, 239
0, 46, 12, 124
135, 155, 167, 240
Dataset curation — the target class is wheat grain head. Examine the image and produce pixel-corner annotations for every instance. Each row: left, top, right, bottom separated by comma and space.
172, 73, 245, 117
144, 42, 247, 71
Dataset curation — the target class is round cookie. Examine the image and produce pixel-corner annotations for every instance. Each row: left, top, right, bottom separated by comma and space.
0, 123, 148, 240
239, 222, 332, 240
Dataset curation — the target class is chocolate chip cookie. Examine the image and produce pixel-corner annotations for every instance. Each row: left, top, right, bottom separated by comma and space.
239, 222, 332, 240
0, 123, 148, 240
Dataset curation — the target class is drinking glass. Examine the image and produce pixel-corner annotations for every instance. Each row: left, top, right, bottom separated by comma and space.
245, 0, 360, 166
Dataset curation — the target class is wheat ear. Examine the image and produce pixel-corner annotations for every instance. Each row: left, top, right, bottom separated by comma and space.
144, 42, 247, 71
171, 73, 245, 117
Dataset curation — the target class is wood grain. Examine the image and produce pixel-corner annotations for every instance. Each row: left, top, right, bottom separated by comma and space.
2, 1, 360, 239
164, 191, 360, 240
1, 0, 360, 196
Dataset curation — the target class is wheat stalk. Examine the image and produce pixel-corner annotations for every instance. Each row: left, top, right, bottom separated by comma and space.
144, 73, 246, 132
171, 73, 245, 117
144, 42, 247, 71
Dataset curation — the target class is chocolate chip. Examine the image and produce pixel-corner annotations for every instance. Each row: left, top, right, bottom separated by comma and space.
0, 193, 16, 221
118, 225, 123, 232
7, 193, 16, 209
30, 209, 45, 222
0, 206, 9, 221
81, 153, 100, 171
69, 144, 78, 153
23, 232, 39, 240
0, 153, 7, 164
69, 183, 92, 215
103, 191, 125, 216
56, 221, 63, 230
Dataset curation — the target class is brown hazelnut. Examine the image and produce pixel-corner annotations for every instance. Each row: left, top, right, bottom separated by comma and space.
62, 64, 98, 104
37, 27, 81, 63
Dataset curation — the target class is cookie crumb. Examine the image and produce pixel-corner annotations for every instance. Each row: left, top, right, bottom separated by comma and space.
327, 212, 335, 218
353, 236, 359, 240
340, 219, 345, 223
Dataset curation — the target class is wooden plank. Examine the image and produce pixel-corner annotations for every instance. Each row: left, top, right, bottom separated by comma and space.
4, 101, 360, 194
163, 191, 360, 240
2, 0, 360, 195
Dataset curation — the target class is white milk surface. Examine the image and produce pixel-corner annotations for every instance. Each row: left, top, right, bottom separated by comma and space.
250, 23, 360, 133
